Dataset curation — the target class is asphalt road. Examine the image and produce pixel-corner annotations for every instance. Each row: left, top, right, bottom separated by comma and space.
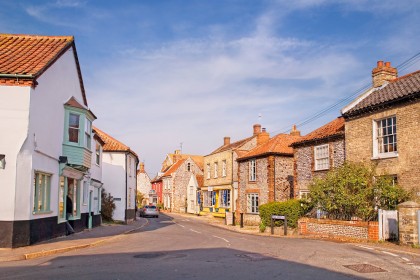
0, 213, 419, 280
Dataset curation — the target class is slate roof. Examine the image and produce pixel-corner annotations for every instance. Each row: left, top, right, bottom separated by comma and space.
343, 70, 420, 117
0, 34, 88, 105
93, 127, 139, 159
237, 133, 303, 161
209, 136, 255, 155
291, 117, 345, 147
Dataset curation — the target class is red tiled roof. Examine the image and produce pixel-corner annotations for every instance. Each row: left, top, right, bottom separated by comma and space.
343, 70, 420, 117
238, 133, 303, 161
93, 126, 139, 159
162, 159, 186, 177
0, 34, 88, 105
209, 136, 255, 155
291, 117, 345, 147
196, 175, 204, 188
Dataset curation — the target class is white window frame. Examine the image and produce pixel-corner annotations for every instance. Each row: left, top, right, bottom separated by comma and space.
214, 162, 218, 178
299, 190, 310, 200
33, 171, 51, 213
68, 113, 80, 144
247, 193, 259, 214
84, 118, 92, 149
314, 144, 329, 171
95, 141, 101, 165
206, 164, 211, 179
249, 159, 256, 181
222, 160, 227, 177
373, 116, 398, 158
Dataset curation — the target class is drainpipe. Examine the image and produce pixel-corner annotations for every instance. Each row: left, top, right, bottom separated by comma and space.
125, 152, 128, 224
274, 156, 276, 202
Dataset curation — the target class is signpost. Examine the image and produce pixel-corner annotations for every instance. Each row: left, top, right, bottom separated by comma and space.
271, 215, 287, 236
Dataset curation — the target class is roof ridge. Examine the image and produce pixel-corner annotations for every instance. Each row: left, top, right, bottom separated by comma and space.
390, 69, 420, 83
0, 33, 74, 41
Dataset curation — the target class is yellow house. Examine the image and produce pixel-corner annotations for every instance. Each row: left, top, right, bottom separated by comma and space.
201, 124, 266, 217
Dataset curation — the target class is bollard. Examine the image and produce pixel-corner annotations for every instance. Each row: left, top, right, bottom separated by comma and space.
271, 218, 274, 234
284, 218, 287, 236
240, 213, 244, 228
232, 212, 236, 226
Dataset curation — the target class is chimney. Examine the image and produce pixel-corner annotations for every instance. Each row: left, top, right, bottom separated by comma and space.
224, 137, 230, 146
253, 124, 262, 136
372, 60, 398, 88
139, 162, 145, 173
173, 149, 182, 162
257, 128, 270, 145
290, 125, 301, 136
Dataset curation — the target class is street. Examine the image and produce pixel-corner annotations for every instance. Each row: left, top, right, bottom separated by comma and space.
0, 213, 419, 280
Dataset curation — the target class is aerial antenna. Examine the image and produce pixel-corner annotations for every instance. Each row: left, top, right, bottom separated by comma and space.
258, 113, 262, 123
180, 142, 183, 154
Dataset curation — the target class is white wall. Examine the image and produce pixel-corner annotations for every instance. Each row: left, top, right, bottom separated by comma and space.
102, 152, 127, 221
0, 86, 31, 221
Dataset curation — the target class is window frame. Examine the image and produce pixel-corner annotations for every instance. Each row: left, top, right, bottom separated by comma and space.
84, 118, 92, 149
247, 193, 259, 214
373, 116, 398, 158
249, 159, 256, 182
206, 163, 211, 179
219, 189, 230, 208
214, 162, 218, 178
95, 141, 101, 165
314, 144, 330, 171
222, 160, 227, 177
68, 112, 81, 144
33, 171, 52, 214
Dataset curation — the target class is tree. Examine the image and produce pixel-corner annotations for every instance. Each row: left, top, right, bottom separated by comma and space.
136, 191, 145, 206
101, 189, 116, 222
306, 162, 411, 221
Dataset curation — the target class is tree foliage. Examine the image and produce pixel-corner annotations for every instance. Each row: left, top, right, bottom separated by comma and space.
306, 162, 411, 221
259, 199, 304, 229
101, 188, 116, 222
136, 191, 145, 206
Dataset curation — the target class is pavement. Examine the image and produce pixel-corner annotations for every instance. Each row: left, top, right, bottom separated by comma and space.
0, 212, 419, 262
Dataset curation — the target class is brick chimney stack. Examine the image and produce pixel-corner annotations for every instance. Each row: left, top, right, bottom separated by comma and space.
224, 137, 230, 146
173, 149, 182, 162
253, 124, 262, 136
372, 60, 398, 88
257, 128, 270, 145
139, 162, 145, 173
290, 125, 301, 136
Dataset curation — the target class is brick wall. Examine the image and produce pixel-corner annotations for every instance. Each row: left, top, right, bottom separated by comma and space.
345, 101, 420, 200
294, 138, 345, 196
298, 218, 379, 241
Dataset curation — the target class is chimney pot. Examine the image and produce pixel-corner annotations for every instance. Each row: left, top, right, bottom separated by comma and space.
377, 60, 384, 67
372, 60, 398, 88
253, 124, 262, 135
224, 137, 231, 146
385, 61, 391, 67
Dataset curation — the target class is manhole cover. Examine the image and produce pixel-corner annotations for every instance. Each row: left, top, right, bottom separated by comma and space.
343, 264, 386, 273
133, 252, 165, 259
236, 253, 272, 261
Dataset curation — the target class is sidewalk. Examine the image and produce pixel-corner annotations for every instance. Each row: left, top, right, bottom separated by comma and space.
0, 218, 148, 262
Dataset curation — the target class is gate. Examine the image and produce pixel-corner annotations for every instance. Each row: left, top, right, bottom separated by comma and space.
378, 209, 398, 241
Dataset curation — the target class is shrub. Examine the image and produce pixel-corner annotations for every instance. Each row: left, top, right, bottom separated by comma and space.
308, 162, 411, 221
101, 189, 116, 222
259, 199, 304, 229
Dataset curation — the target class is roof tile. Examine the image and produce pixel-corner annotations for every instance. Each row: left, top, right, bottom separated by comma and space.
93, 126, 139, 159
291, 117, 344, 147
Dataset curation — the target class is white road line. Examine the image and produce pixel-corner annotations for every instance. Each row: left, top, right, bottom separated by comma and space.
401, 257, 410, 262
189, 229, 201, 234
382, 251, 399, 257
212, 235, 229, 243
177, 224, 185, 228
182, 219, 190, 221
355, 245, 374, 250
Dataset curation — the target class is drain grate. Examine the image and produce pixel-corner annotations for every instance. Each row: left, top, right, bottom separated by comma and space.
343, 264, 386, 273
133, 252, 166, 259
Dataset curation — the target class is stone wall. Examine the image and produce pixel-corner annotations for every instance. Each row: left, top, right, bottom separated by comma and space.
398, 201, 420, 245
345, 101, 420, 199
298, 218, 379, 241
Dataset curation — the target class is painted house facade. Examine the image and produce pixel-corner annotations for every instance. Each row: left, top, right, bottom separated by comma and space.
151, 176, 163, 205
187, 174, 203, 214
236, 127, 302, 225
162, 157, 204, 213
93, 127, 139, 223
137, 162, 152, 205
291, 118, 345, 198
342, 61, 420, 200
0, 34, 100, 247
201, 124, 260, 217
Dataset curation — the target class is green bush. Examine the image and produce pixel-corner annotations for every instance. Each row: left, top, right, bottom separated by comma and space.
259, 199, 304, 229
101, 189, 116, 222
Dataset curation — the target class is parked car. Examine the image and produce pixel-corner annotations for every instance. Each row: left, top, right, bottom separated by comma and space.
139, 205, 159, 218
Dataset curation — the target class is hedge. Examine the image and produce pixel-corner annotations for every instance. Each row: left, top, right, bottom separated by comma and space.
259, 199, 304, 228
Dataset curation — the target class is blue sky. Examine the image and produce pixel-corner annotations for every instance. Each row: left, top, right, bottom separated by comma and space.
1, 0, 419, 176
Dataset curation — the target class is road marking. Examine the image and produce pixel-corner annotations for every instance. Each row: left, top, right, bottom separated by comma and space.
382, 251, 399, 257
401, 257, 410, 262
356, 245, 374, 250
213, 235, 229, 243
176, 224, 185, 228
189, 229, 201, 234
182, 219, 190, 222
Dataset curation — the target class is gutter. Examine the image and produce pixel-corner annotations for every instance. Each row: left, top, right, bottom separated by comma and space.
0, 73, 34, 79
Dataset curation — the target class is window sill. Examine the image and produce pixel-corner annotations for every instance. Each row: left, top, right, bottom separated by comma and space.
314, 168, 329, 172
32, 211, 53, 215
371, 153, 398, 160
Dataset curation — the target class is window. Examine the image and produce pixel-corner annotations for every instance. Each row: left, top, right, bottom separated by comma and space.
187, 163, 191, 172
214, 162, 218, 178
219, 189, 230, 208
299, 190, 310, 200
95, 141, 101, 165
375, 116, 397, 156
83, 181, 89, 205
204, 191, 216, 207
314, 144, 329, 170
249, 159, 256, 181
222, 160, 227, 177
0, 154, 5, 169
247, 193, 259, 213
84, 119, 92, 148
33, 172, 51, 213
68, 113, 80, 143
207, 164, 211, 179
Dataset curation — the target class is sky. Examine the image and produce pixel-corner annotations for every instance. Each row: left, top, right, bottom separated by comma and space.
1, 0, 419, 177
